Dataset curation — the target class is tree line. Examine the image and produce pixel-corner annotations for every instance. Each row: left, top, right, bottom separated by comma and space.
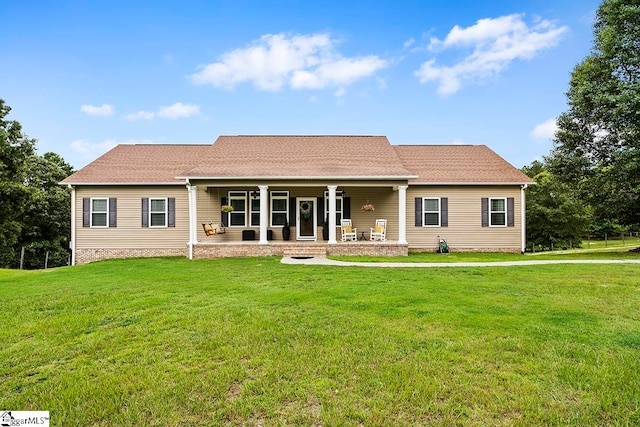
523, 0, 640, 250
1, 99, 74, 268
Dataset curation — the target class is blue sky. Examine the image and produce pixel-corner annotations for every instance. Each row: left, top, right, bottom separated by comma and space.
1, 0, 599, 169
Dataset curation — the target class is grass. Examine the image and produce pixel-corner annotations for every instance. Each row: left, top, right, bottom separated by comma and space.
1, 256, 640, 425
331, 247, 640, 263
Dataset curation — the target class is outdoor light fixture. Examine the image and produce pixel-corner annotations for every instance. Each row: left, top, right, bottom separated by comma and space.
250, 191, 259, 199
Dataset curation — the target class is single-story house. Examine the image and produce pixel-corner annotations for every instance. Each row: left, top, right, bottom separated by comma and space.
61, 135, 534, 264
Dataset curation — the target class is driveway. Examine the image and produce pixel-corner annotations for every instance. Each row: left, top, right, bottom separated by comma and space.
281, 257, 640, 267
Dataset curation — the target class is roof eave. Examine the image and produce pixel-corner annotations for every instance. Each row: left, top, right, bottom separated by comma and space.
177, 175, 418, 180
409, 181, 535, 186
59, 181, 187, 186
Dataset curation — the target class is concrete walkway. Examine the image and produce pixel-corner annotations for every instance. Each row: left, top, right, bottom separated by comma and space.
281, 257, 640, 268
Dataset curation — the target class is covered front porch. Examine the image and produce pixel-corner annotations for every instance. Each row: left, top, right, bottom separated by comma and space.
185, 181, 410, 259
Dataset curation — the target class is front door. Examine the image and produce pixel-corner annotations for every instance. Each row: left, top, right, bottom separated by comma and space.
296, 198, 317, 241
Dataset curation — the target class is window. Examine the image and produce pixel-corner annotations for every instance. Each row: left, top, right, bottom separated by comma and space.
228, 191, 247, 227
250, 195, 260, 227
490, 198, 507, 226
91, 198, 108, 227
271, 191, 289, 226
324, 192, 343, 225
422, 197, 440, 227
150, 198, 168, 227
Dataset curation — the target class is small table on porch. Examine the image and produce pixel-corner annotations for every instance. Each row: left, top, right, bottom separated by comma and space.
358, 231, 368, 241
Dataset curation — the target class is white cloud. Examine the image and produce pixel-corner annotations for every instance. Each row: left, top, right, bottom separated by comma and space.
80, 104, 114, 117
70, 139, 118, 156
157, 102, 200, 119
403, 38, 415, 50
530, 118, 558, 140
334, 88, 346, 97
125, 110, 155, 121
191, 32, 388, 91
124, 103, 200, 120
416, 14, 568, 95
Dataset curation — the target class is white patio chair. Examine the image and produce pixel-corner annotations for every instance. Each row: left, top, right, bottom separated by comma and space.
340, 219, 357, 241
370, 219, 387, 242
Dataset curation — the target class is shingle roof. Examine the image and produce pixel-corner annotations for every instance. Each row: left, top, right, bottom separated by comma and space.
393, 144, 533, 184
61, 137, 533, 185
61, 144, 211, 184
180, 135, 415, 179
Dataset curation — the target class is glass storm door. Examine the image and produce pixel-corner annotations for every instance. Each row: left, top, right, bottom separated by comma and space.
296, 198, 317, 240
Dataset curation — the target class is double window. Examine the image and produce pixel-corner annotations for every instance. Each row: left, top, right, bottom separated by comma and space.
227, 191, 290, 227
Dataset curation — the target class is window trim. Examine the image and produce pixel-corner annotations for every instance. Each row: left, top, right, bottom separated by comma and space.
228, 191, 247, 227
270, 191, 289, 227
489, 197, 507, 227
90, 197, 109, 228
422, 197, 441, 228
324, 191, 344, 227
149, 197, 168, 228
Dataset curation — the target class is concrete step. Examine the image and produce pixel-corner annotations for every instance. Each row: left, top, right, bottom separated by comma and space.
282, 246, 327, 258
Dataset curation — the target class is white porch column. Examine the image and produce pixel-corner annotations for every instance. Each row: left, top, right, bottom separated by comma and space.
187, 184, 198, 259
327, 185, 337, 244
521, 184, 528, 253
259, 185, 269, 244
69, 185, 76, 266
398, 185, 408, 244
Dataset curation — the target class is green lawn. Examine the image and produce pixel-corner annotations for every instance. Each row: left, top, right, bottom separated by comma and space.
1, 256, 639, 426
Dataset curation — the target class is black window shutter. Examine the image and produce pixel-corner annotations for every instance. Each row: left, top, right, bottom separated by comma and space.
507, 197, 514, 227
109, 198, 117, 228
168, 197, 176, 227
415, 198, 422, 227
289, 197, 296, 226
441, 197, 448, 227
142, 198, 149, 227
343, 197, 351, 219
481, 198, 489, 227
317, 197, 324, 225
221, 197, 228, 227
83, 198, 90, 227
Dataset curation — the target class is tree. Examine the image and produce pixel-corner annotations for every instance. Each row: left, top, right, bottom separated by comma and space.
20, 152, 74, 268
0, 99, 37, 267
549, 0, 640, 229
0, 99, 74, 268
522, 161, 591, 250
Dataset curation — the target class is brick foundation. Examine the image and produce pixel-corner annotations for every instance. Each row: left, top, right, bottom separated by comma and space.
409, 247, 522, 254
75, 248, 188, 265
76, 242, 523, 265
193, 241, 408, 259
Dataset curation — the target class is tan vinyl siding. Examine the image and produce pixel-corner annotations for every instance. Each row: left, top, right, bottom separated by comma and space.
75, 186, 189, 249
406, 185, 522, 250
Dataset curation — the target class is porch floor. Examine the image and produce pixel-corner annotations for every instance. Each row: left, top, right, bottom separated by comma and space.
193, 240, 408, 259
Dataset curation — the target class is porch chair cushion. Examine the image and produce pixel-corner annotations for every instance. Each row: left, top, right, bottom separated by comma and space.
203, 223, 216, 236
374, 225, 383, 233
